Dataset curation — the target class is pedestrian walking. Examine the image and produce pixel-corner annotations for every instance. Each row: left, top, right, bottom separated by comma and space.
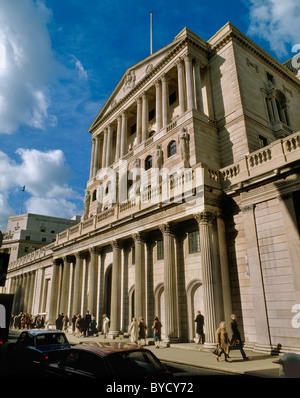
152, 316, 162, 348
194, 310, 205, 344
215, 321, 230, 362
71, 314, 77, 335
75, 314, 83, 337
102, 314, 109, 338
83, 310, 91, 337
138, 317, 147, 346
230, 314, 249, 360
129, 317, 139, 344
62, 314, 69, 333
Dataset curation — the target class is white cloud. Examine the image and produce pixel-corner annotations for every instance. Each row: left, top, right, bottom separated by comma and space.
247, 0, 300, 58
72, 55, 88, 79
0, 148, 82, 230
0, 0, 61, 134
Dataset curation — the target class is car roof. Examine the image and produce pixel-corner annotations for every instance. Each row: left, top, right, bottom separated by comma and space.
20, 329, 65, 336
70, 342, 149, 358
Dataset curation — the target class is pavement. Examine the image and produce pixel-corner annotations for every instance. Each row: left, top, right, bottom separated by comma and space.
65, 332, 282, 378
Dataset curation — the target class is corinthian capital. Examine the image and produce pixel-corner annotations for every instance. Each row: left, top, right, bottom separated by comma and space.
159, 222, 176, 236
194, 211, 216, 226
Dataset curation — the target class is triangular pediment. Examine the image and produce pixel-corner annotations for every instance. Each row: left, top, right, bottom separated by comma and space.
89, 35, 185, 132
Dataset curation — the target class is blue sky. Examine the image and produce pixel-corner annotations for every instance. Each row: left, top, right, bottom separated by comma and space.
0, 0, 299, 230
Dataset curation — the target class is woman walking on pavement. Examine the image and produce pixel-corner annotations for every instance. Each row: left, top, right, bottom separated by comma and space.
215, 321, 230, 362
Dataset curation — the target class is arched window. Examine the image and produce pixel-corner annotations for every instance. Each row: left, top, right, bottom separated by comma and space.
168, 140, 177, 157
145, 155, 152, 170
275, 91, 290, 126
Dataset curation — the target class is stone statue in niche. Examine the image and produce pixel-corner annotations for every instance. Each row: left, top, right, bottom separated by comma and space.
83, 190, 90, 220
179, 127, 190, 167
154, 144, 163, 169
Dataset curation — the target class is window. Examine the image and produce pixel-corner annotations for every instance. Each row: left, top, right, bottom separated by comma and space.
130, 123, 136, 135
157, 240, 164, 260
258, 135, 268, 148
40, 227, 46, 232
132, 246, 135, 265
168, 140, 177, 157
145, 155, 152, 170
188, 230, 200, 253
25, 236, 30, 240
148, 108, 155, 121
266, 72, 275, 85
92, 190, 97, 201
169, 91, 176, 105
42, 237, 46, 242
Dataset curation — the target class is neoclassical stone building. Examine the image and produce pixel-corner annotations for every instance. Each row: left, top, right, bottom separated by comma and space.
3, 23, 300, 352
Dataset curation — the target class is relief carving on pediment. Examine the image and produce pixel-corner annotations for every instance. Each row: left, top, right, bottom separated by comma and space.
123, 70, 136, 92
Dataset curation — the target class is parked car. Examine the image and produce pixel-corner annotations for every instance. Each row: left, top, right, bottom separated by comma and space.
9, 329, 71, 375
45, 342, 174, 379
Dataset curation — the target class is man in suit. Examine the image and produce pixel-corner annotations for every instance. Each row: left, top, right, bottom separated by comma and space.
230, 314, 249, 360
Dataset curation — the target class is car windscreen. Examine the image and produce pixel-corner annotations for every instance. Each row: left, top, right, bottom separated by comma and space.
107, 350, 165, 376
35, 333, 69, 346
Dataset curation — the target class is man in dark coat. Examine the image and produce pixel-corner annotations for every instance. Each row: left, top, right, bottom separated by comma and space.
230, 314, 249, 360
194, 311, 205, 344
83, 310, 92, 337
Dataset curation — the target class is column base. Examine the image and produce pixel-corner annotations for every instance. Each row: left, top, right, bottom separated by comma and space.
202, 342, 218, 351
163, 337, 180, 347
108, 331, 120, 339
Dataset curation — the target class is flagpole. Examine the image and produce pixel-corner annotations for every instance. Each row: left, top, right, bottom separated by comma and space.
20, 186, 25, 214
150, 11, 153, 55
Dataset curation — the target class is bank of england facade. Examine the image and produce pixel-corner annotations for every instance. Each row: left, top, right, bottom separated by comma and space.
3, 23, 300, 353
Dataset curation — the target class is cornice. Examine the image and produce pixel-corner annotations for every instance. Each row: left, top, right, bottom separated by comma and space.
208, 23, 300, 90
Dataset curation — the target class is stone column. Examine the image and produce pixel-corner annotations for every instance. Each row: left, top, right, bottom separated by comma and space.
184, 53, 195, 110
88, 247, 99, 315
176, 59, 185, 114
48, 260, 60, 326
60, 256, 71, 315
194, 58, 203, 112
120, 112, 127, 157
27, 271, 36, 316
102, 129, 107, 168
106, 125, 112, 167
115, 116, 121, 161
72, 253, 84, 316
146, 240, 155, 336
136, 97, 142, 145
194, 212, 217, 346
159, 223, 179, 343
109, 240, 121, 337
89, 138, 95, 179
132, 232, 146, 320
155, 80, 162, 131
93, 135, 101, 177
162, 74, 169, 127
23, 273, 30, 313
142, 92, 148, 142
